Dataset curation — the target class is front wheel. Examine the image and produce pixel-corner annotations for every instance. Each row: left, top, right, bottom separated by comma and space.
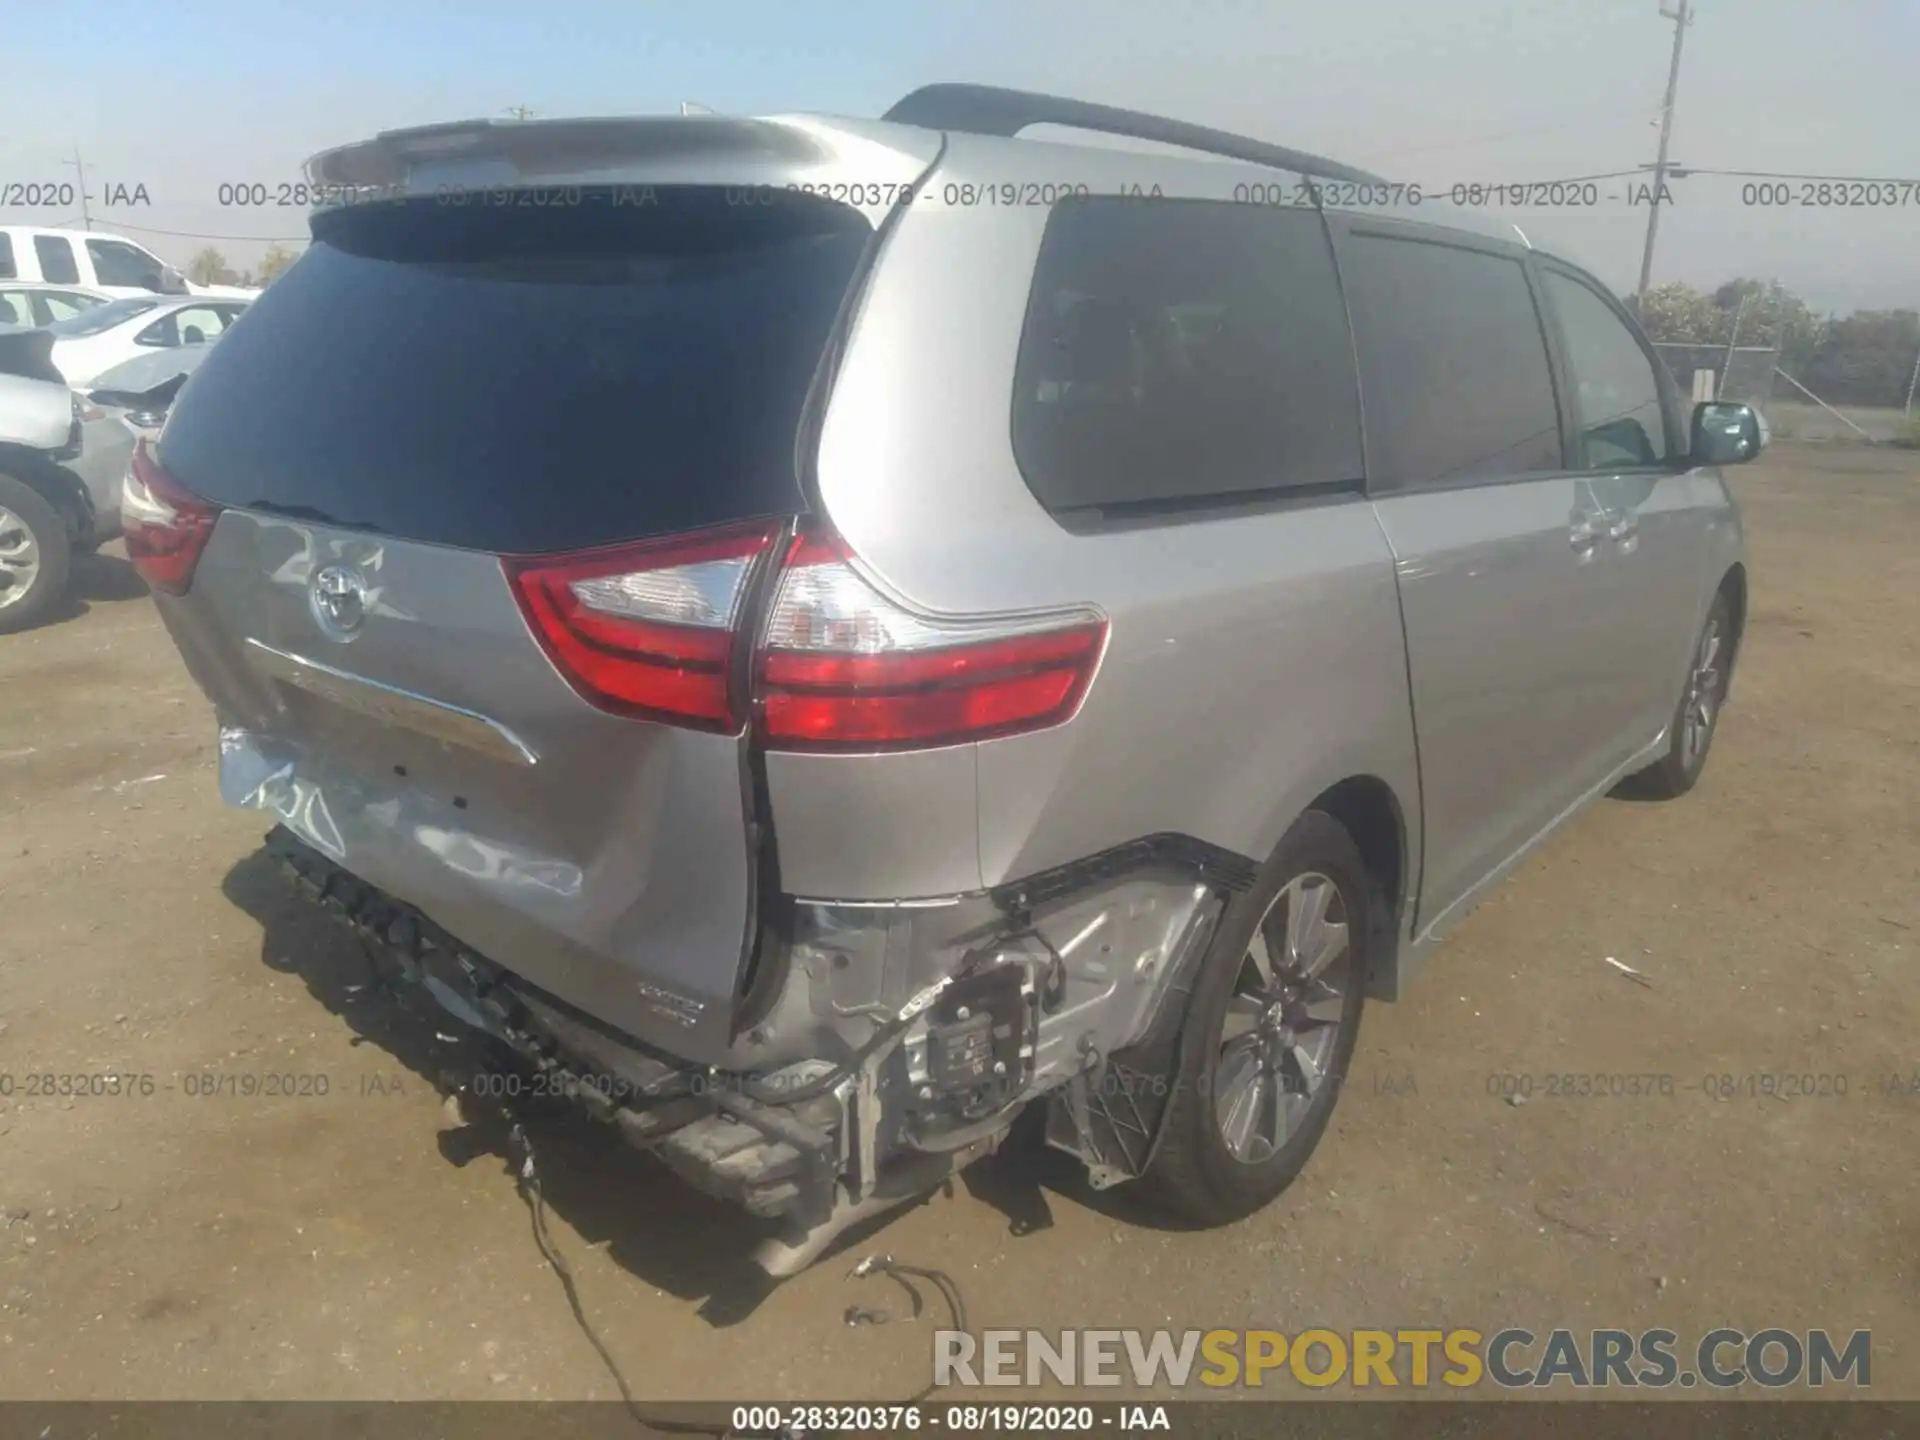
1139, 810, 1371, 1226
0, 475, 72, 635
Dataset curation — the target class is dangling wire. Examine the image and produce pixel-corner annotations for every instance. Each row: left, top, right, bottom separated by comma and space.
845, 1253, 971, 1402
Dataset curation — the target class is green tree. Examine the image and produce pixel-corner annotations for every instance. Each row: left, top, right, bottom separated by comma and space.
255, 244, 299, 285
1640, 277, 1832, 375
185, 246, 236, 286
1638, 282, 1723, 344
1804, 310, 1920, 407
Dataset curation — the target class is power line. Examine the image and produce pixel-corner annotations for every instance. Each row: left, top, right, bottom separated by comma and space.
1408, 167, 1650, 187
1673, 167, 1920, 183
80, 219, 308, 243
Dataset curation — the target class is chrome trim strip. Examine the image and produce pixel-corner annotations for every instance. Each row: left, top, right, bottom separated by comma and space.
243, 639, 538, 767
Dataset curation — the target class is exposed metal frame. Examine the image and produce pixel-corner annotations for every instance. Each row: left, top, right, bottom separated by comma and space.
883, 83, 1384, 185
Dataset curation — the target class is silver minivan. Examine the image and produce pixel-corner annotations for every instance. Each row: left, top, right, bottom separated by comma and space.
130, 85, 1759, 1275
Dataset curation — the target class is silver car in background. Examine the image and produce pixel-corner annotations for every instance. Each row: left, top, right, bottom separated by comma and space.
130, 85, 1759, 1274
0, 324, 138, 631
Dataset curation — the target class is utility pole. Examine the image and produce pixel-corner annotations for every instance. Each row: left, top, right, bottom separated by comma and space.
63, 147, 93, 229
1635, 0, 1693, 308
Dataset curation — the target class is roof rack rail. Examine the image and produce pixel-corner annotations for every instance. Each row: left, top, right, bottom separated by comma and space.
882, 83, 1383, 186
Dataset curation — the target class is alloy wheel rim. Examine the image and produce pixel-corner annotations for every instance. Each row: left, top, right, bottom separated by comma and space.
1681, 617, 1724, 768
1215, 871, 1352, 1164
0, 506, 41, 612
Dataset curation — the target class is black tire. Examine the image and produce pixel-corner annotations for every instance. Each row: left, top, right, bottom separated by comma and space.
1139, 810, 1372, 1226
0, 474, 71, 636
1625, 589, 1734, 800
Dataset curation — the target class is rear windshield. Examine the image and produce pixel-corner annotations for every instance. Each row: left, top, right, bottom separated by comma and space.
157, 189, 873, 555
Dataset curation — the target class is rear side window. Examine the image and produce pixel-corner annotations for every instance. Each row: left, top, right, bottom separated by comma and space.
136, 305, 232, 348
42, 292, 98, 323
1541, 270, 1670, 468
88, 238, 166, 290
0, 235, 15, 280
1011, 198, 1362, 515
1344, 234, 1563, 489
158, 190, 872, 555
34, 235, 80, 285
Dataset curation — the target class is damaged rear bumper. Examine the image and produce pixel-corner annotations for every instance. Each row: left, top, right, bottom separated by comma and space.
267, 826, 850, 1222
263, 822, 1232, 1245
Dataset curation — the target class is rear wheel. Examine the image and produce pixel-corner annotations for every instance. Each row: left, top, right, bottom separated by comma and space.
1626, 590, 1733, 799
0, 475, 71, 635
1140, 810, 1370, 1226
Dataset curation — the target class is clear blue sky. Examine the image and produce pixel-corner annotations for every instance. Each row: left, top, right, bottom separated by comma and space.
3, 0, 1916, 311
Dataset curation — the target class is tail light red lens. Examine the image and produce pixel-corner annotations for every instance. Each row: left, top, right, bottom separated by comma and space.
756, 532, 1108, 751
506, 522, 1107, 748
123, 440, 222, 595
503, 520, 784, 731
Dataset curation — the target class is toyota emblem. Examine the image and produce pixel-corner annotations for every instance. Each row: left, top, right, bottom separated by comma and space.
309, 563, 370, 641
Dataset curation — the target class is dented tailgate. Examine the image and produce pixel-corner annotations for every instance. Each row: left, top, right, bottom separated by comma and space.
145, 122, 939, 1065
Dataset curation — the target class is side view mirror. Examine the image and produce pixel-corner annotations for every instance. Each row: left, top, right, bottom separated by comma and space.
153, 267, 190, 296
1690, 401, 1768, 466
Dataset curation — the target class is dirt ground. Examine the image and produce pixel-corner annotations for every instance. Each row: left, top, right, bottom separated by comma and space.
1, 443, 1915, 1403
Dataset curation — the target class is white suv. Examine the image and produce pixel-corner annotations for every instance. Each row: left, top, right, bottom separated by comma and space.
0, 226, 256, 302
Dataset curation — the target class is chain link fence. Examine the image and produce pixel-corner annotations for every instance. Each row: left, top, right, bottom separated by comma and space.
1652, 343, 1780, 407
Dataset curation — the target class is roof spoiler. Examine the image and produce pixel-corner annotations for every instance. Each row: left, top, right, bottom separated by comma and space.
883, 83, 1384, 185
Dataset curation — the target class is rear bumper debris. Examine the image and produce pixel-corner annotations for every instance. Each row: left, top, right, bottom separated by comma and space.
263, 819, 1230, 1237
266, 826, 844, 1222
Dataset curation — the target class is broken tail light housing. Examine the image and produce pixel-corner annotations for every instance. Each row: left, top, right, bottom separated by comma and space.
504, 519, 785, 732
123, 439, 222, 595
756, 532, 1108, 751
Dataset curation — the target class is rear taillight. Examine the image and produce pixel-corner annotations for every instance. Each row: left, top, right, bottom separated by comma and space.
504, 520, 785, 732
506, 522, 1107, 748
756, 532, 1107, 751
123, 440, 221, 595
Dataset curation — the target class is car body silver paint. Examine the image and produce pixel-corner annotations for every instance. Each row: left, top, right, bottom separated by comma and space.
1374, 474, 1627, 931
243, 639, 538, 766
151, 102, 1753, 1218
800, 132, 1422, 910
770, 744, 984, 898
0, 331, 136, 540
160, 509, 757, 1065
67, 412, 135, 539
0, 374, 71, 453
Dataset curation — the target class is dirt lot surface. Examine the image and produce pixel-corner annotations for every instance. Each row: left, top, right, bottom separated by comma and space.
1, 443, 1916, 1403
